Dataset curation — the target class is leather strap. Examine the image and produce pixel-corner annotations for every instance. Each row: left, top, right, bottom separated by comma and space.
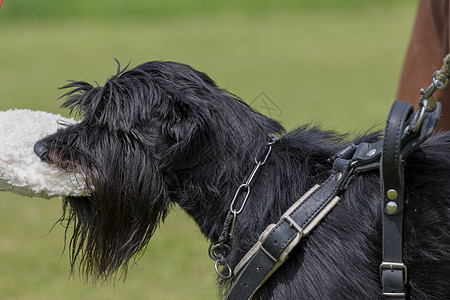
380, 100, 441, 299
225, 174, 345, 300
225, 101, 440, 300
380, 101, 413, 299
225, 141, 382, 300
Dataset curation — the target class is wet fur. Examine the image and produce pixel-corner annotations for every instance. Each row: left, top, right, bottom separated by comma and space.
37, 61, 450, 299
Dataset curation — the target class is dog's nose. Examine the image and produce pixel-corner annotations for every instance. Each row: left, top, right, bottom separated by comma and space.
34, 141, 49, 158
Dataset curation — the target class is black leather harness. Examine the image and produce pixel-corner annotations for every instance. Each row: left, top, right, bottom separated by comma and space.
224, 98, 442, 299
222, 54, 450, 299
379, 99, 441, 298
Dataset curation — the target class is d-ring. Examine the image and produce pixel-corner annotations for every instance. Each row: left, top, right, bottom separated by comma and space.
208, 243, 231, 261
215, 260, 233, 279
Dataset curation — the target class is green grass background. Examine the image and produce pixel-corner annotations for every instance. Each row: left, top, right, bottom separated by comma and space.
0, 1, 418, 299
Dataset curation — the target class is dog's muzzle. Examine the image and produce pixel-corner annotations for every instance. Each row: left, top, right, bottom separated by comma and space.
34, 140, 48, 159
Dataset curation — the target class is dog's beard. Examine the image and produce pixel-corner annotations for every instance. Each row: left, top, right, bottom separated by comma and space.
43, 142, 169, 281
60, 183, 168, 281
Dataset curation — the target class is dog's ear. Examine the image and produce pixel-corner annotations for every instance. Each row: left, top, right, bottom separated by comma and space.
158, 94, 216, 170
59, 81, 99, 118
59, 61, 130, 126
60, 79, 129, 129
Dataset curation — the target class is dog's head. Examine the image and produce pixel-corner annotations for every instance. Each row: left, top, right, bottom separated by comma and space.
35, 61, 284, 280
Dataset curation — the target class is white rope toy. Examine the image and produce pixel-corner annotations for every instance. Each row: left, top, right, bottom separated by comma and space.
0, 109, 88, 198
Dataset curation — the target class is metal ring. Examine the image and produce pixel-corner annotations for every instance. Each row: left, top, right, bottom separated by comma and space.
268, 135, 277, 145
208, 243, 231, 261
208, 243, 220, 261
215, 260, 233, 279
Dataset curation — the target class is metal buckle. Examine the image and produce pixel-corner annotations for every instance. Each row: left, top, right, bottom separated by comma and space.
282, 215, 304, 237
379, 262, 408, 285
260, 245, 278, 263
382, 292, 406, 297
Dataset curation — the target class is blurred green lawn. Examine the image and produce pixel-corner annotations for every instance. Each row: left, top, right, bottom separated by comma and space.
0, 2, 417, 300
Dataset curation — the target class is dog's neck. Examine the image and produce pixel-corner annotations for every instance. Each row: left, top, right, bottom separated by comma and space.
172, 135, 277, 243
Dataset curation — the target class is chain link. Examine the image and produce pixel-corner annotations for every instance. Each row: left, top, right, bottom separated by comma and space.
209, 136, 277, 279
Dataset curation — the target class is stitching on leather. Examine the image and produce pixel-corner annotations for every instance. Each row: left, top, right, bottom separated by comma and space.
267, 176, 338, 257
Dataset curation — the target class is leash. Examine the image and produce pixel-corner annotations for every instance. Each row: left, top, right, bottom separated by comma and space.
224, 55, 450, 299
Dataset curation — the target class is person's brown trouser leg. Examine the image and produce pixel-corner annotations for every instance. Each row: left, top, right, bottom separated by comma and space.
396, 0, 450, 130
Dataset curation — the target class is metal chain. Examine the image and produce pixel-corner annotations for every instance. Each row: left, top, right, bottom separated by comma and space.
209, 136, 277, 279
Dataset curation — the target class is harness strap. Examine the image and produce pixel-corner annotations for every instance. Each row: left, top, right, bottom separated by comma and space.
225, 180, 343, 299
380, 101, 413, 299
225, 142, 382, 300
224, 100, 440, 300
380, 100, 441, 299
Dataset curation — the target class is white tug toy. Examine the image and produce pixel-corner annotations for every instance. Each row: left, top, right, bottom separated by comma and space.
0, 109, 87, 198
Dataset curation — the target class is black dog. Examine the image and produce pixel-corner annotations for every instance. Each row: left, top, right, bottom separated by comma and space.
34, 61, 450, 299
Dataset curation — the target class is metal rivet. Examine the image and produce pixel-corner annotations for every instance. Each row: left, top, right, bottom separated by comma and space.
387, 189, 398, 200
366, 149, 377, 157
334, 172, 342, 181
386, 201, 398, 213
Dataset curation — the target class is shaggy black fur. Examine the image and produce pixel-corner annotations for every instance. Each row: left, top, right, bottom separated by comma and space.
36, 61, 450, 299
